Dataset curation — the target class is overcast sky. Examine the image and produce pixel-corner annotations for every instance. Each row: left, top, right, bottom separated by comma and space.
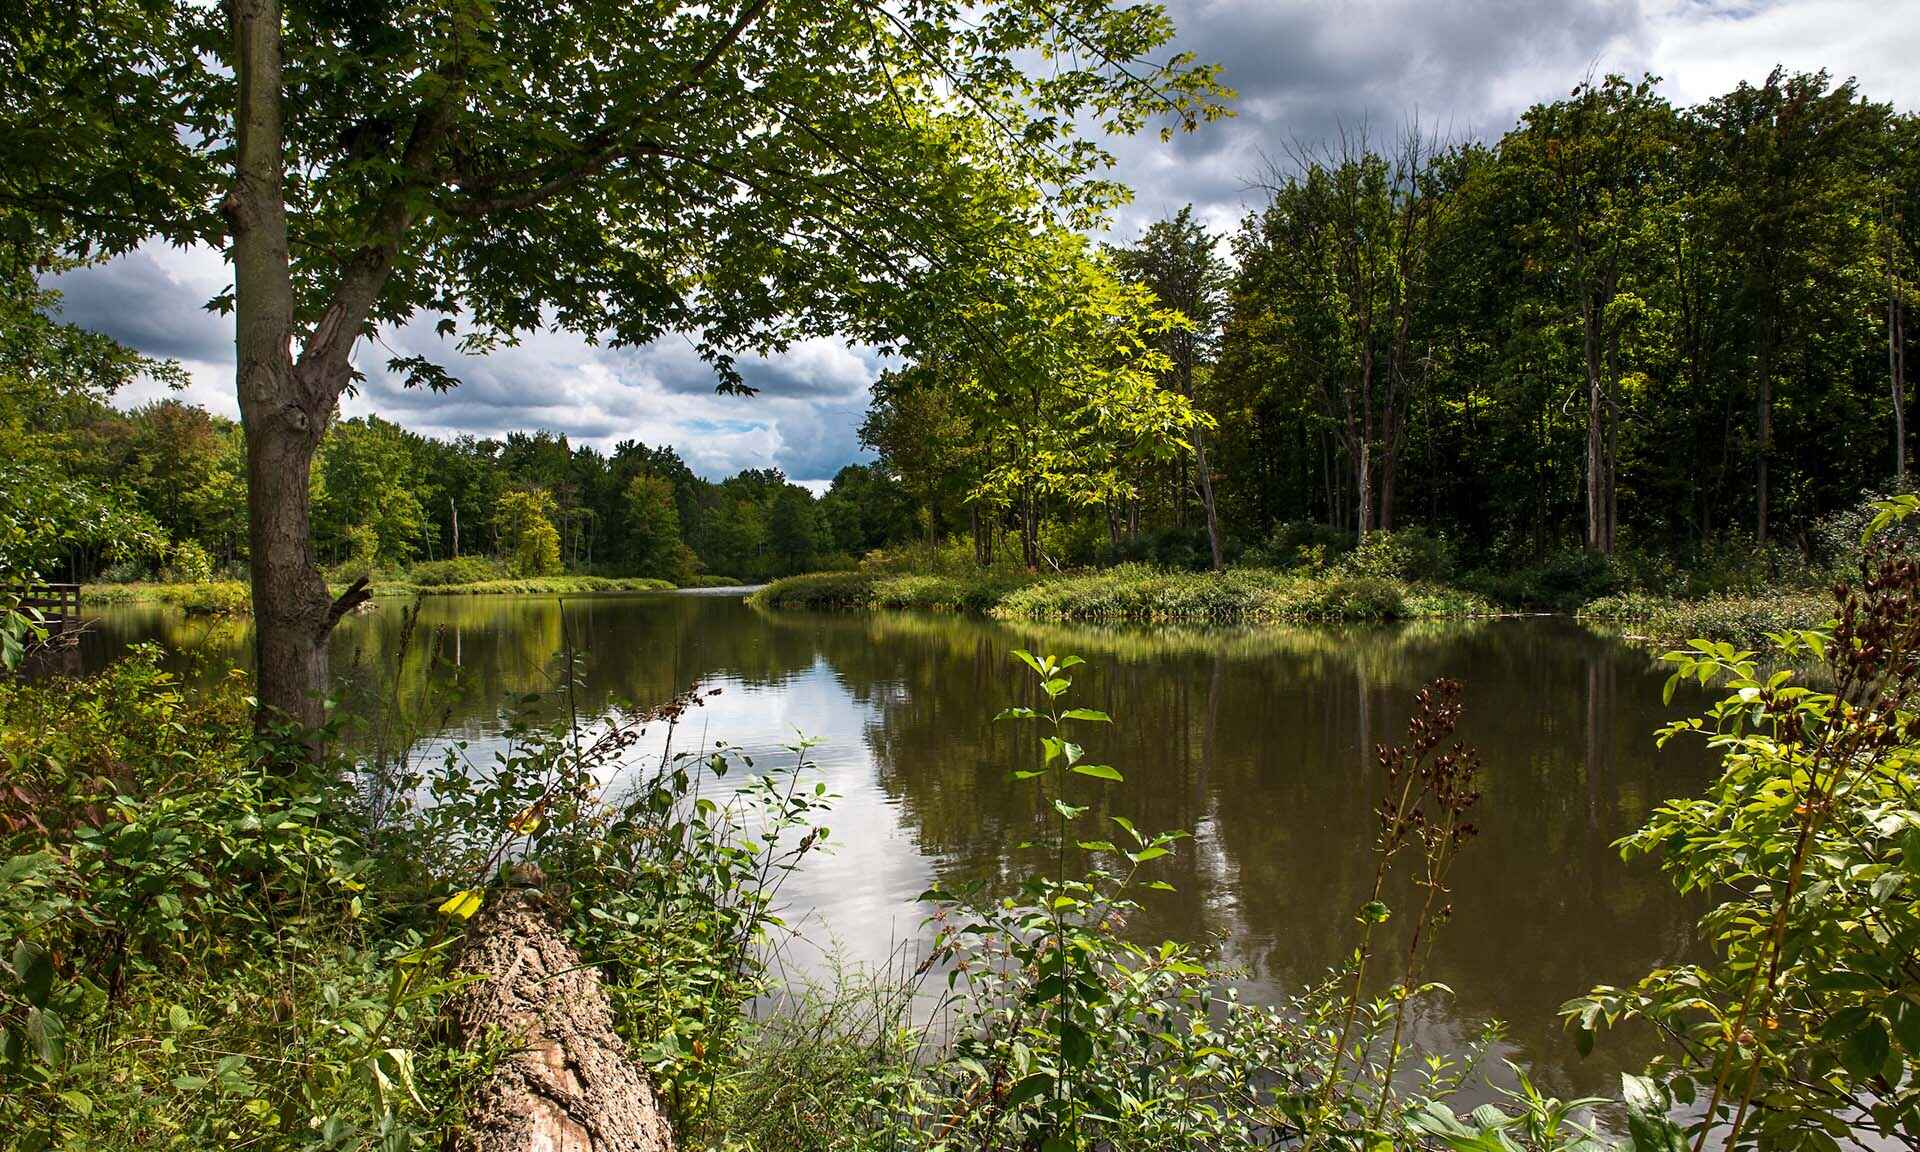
54, 0, 1920, 491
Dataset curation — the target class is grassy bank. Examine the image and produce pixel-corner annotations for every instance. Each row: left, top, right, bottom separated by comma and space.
82, 575, 678, 614
1577, 588, 1836, 649
751, 562, 1495, 623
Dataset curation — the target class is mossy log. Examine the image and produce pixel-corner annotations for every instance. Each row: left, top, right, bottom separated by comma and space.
443, 878, 674, 1152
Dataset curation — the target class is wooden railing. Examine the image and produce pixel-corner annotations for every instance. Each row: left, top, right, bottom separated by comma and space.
6, 583, 83, 631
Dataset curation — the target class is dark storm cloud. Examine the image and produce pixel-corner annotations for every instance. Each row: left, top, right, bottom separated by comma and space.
49, 248, 232, 364
1110, 0, 1647, 238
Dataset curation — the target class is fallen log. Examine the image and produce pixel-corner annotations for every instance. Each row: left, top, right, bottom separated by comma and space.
443, 871, 675, 1152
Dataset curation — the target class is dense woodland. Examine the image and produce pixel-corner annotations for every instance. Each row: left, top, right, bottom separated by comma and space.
872, 69, 1920, 574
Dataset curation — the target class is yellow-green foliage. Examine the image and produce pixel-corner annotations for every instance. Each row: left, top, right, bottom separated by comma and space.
81, 581, 252, 615
494, 488, 563, 577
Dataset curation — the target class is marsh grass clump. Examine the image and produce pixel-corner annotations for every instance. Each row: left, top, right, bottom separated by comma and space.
747, 570, 881, 611
1578, 589, 1835, 649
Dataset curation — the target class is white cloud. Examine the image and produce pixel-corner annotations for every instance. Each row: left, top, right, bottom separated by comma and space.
1637, 0, 1920, 108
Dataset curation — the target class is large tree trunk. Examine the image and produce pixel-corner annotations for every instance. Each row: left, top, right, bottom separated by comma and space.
229, 0, 337, 731
446, 875, 675, 1152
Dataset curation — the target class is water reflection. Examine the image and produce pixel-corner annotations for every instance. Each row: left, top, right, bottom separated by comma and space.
73, 593, 1713, 1101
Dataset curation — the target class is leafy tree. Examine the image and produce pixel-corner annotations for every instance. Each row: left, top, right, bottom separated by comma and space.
0, 247, 173, 620
818, 463, 916, 556
862, 369, 984, 552
1502, 75, 1675, 554
1113, 205, 1232, 567
1245, 130, 1451, 543
891, 231, 1205, 569
768, 485, 825, 574
6, 0, 1227, 724
1689, 69, 1890, 545
622, 472, 694, 582
494, 488, 562, 577
314, 416, 427, 569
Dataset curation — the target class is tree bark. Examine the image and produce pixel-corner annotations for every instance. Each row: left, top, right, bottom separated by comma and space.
1194, 433, 1223, 570
445, 876, 675, 1152
228, 0, 343, 732
1894, 268, 1907, 486
1756, 339, 1773, 547
1584, 302, 1607, 554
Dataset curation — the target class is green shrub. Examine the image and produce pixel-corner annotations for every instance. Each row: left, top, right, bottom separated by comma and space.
0, 652, 419, 1149
160, 540, 214, 584
2, 641, 827, 1149
98, 557, 153, 583
80, 581, 252, 615
1242, 519, 1355, 569
176, 582, 251, 615
678, 573, 750, 588
872, 571, 1032, 613
1569, 549, 1920, 1150
1580, 589, 1833, 648
1304, 574, 1405, 620
1338, 528, 1456, 582
1466, 546, 1621, 609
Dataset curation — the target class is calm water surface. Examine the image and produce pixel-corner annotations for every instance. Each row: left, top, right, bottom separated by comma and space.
69, 592, 1715, 1101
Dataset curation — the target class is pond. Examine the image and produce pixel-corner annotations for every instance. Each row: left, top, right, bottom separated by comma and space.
68, 591, 1715, 1104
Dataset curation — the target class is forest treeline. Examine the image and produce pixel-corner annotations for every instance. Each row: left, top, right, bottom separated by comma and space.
869, 67, 1920, 574
9, 389, 916, 586
10, 68, 1919, 595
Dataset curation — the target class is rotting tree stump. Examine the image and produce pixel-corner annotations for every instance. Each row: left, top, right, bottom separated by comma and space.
443, 873, 675, 1152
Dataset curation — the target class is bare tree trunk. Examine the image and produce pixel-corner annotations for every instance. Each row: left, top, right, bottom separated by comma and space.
1894, 268, 1908, 486
1756, 362, 1772, 547
445, 877, 675, 1152
1194, 434, 1223, 571
1355, 436, 1372, 544
1020, 484, 1039, 570
1582, 278, 1621, 556
1378, 407, 1396, 534
1357, 336, 1375, 542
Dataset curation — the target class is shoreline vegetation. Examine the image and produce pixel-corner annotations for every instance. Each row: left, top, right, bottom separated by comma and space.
748, 549, 1839, 649
77, 574, 758, 615
749, 563, 1497, 624
82, 554, 1839, 652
